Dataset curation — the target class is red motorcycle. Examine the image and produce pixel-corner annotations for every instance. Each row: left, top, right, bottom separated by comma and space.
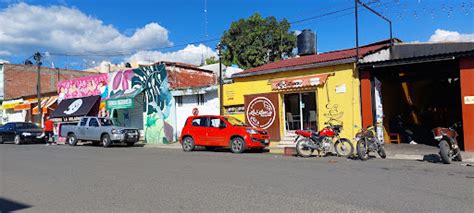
433, 122, 462, 164
294, 122, 354, 157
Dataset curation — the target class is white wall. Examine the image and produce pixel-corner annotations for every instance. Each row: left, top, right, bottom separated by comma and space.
174, 89, 218, 137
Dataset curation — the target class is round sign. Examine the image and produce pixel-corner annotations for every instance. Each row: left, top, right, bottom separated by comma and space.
246, 97, 276, 129
64, 99, 83, 115
192, 107, 199, 116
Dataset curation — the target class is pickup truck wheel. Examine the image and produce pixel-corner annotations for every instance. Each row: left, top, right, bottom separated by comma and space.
0, 136, 4, 144
67, 134, 78, 146
14, 135, 22, 145
102, 134, 112, 148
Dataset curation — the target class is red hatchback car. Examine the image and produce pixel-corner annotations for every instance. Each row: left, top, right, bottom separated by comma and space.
180, 115, 270, 153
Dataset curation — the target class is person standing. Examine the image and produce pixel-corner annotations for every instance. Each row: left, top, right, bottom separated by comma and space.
44, 116, 56, 146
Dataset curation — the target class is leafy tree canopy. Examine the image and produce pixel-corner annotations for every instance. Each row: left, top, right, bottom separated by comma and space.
205, 56, 218, 65
220, 13, 296, 70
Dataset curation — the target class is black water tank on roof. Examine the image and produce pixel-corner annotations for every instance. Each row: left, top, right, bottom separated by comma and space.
297, 29, 316, 56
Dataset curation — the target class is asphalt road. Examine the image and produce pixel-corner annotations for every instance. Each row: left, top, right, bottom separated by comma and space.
0, 144, 473, 213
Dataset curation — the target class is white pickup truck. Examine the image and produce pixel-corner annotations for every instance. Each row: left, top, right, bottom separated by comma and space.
59, 116, 140, 147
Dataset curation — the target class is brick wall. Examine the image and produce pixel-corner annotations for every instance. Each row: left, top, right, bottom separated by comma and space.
4, 64, 97, 100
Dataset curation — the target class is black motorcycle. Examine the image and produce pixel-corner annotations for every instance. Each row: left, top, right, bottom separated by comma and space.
355, 125, 386, 160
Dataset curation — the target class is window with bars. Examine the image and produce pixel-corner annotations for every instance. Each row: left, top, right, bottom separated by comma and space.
176, 96, 183, 107
197, 94, 204, 105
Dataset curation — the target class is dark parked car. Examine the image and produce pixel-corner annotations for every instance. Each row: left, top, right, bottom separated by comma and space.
0, 122, 45, 145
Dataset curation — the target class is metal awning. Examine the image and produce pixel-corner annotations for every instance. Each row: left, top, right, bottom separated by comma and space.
33, 96, 58, 115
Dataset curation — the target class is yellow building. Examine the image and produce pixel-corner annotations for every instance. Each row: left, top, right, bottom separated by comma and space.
223, 40, 391, 144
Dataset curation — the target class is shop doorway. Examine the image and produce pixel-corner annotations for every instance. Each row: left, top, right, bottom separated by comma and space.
284, 92, 317, 133
373, 60, 464, 149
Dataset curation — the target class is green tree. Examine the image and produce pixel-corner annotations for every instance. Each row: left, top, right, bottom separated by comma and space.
205, 56, 218, 65
220, 13, 296, 69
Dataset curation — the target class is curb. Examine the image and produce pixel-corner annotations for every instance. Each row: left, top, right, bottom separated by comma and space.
387, 154, 474, 163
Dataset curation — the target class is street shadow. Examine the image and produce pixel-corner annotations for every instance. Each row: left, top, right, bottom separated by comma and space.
418, 154, 442, 163
192, 146, 270, 154
0, 197, 32, 213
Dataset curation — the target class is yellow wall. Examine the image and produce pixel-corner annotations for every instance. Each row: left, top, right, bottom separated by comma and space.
223, 63, 362, 142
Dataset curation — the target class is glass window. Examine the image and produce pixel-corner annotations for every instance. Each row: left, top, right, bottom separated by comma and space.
191, 117, 208, 127
16, 123, 39, 129
80, 118, 88, 126
210, 118, 225, 128
99, 118, 113, 126
89, 118, 99, 127
3, 123, 15, 130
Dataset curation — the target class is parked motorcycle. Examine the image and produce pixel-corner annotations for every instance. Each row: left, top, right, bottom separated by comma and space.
355, 125, 386, 160
433, 122, 462, 164
294, 122, 354, 157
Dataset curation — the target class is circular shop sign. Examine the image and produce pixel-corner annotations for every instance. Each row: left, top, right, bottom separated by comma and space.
192, 107, 199, 116
246, 97, 276, 129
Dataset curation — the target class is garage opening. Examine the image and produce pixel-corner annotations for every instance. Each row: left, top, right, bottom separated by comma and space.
373, 60, 464, 149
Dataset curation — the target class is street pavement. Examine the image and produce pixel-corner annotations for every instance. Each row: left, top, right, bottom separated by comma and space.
0, 144, 473, 213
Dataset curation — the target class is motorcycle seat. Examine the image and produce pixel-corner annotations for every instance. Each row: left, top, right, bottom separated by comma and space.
295, 130, 312, 137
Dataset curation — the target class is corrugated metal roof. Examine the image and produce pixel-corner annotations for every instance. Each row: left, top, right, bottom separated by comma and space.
360, 41, 474, 65
233, 39, 393, 78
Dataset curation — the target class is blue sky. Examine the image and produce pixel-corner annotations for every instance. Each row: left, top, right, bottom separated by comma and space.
0, 0, 473, 69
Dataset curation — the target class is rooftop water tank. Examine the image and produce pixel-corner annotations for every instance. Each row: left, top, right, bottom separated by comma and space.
297, 29, 316, 56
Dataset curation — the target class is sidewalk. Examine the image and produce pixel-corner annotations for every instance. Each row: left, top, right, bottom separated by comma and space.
138, 141, 474, 163
140, 141, 182, 149
270, 143, 474, 163
383, 143, 474, 163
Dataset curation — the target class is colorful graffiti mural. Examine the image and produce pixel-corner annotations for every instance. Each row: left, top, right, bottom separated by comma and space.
57, 74, 109, 102
108, 64, 175, 144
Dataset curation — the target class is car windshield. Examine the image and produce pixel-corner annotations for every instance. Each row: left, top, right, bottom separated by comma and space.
16, 123, 39, 129
99, 118, 114, 126
224, 117, 247, 126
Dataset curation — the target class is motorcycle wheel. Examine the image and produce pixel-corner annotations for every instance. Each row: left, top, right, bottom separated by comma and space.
454, 148, 462, 162
377, 145, 387, 159
296, 138, 314, 158
356, 139, 369, 161
334, 138, 354, 157
439, 140, 452, 164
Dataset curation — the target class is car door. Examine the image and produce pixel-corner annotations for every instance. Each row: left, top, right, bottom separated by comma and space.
77, 118, 89, 140
207, 117, 227, 146
87, 118, 101, 141
189, 117, 209, 145
2, 123, 16, 141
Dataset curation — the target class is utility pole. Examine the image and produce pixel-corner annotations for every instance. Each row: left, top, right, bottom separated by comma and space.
34, 52, 43, 127
216, 43, 223, 116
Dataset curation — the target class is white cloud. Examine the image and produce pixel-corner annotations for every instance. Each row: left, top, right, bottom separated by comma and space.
0, 3, 172, 55
429, 29, 474, 42
127, 44, 218, 66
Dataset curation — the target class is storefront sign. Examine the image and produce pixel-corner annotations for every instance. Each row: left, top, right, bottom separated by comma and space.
244, 93, 280, 140
465, 96, 474, 105
0, 100, 22, 109
271, 74, 328, 90
106, 98, 134, 110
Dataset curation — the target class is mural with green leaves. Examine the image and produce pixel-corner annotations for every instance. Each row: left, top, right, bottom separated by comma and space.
109, 63, 175, 144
